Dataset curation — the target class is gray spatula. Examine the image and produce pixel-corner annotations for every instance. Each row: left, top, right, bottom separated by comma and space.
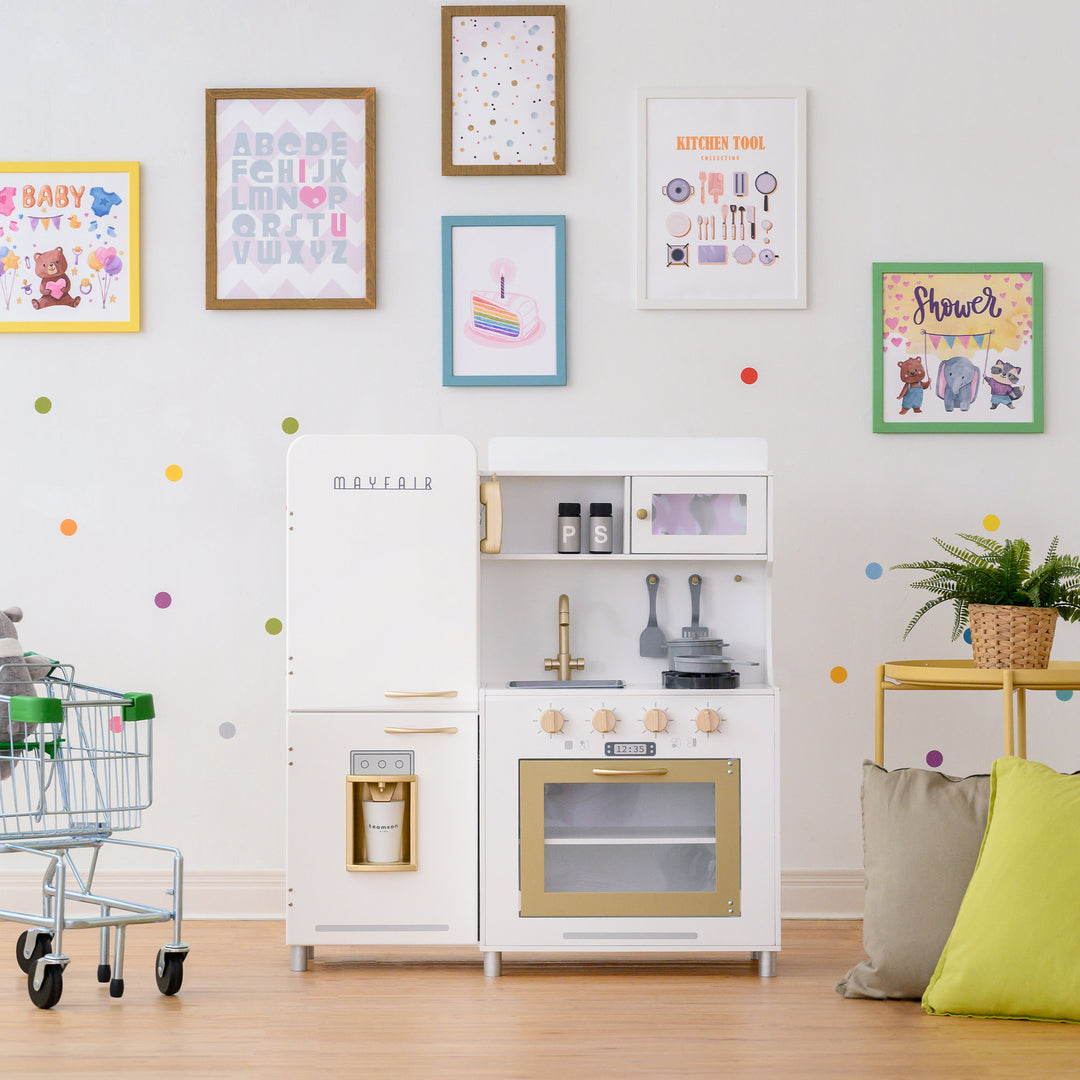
682, 574, 709, 639
639, 574, 667, 657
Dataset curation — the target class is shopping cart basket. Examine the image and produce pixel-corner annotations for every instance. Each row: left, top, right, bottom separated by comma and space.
0, 661, 187, 1008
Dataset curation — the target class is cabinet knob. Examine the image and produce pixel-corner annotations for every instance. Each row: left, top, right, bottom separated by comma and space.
695, 708, 721, 733
636, 508, 648, 520
592, 709, 617, 733
644, 708, 668, 733
540, 709, 565, 734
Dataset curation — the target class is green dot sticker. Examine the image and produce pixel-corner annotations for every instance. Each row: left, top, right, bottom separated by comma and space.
265, 618, 283, 635
35, 397, 52, 414
281, 417, 299, 435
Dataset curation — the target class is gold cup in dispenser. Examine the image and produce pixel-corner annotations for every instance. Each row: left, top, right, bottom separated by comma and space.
346, 753, 418, 871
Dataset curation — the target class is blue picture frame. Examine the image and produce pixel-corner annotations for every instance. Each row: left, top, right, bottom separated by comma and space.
442, 215, 566, 386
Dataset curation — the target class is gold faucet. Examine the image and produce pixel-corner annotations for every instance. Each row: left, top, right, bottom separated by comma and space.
544, 594, 585, 682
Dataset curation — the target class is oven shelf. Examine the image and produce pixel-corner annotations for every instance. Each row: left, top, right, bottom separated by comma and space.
544, 825, 716, 845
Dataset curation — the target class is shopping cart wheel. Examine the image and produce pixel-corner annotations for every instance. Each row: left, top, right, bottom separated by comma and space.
156, 948, 185, 996
27, 963, 63, 1010
15, 931, 52, 975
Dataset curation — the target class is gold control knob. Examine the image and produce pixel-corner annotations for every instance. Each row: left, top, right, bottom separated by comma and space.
636, 508, 648, 520
540, 709, 565, 734
695, 708, 721, 733
643, 708, 669, 733
592, 709, 617, 733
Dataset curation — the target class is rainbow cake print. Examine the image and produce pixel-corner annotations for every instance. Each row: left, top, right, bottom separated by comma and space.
465, 259, 544, 347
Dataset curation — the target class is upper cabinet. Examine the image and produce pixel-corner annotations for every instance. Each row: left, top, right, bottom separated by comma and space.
286, 435, 478, 712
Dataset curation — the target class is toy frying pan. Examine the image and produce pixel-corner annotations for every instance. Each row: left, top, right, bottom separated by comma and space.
755, 171, 777, 211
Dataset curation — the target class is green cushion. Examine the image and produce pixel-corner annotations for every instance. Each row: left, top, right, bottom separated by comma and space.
923, 757, 1080, 1022
836, 761, 990, 1000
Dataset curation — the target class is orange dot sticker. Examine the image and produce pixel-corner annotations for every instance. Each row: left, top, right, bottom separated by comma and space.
830, 666, 848, 683
60, 518, 78, 536
165, 464, 183, 482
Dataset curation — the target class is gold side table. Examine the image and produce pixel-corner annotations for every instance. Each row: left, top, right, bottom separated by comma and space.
874, 659, 1080, 767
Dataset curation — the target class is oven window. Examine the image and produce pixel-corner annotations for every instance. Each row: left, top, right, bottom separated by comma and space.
650, 492, 747, 536
542, 781, 718, 894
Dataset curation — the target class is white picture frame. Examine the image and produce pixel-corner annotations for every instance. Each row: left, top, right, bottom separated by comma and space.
636, 87, 806, 310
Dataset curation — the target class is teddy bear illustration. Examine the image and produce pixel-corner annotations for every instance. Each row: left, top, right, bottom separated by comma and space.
897, 356, 930, 414
31, 247, 80, 310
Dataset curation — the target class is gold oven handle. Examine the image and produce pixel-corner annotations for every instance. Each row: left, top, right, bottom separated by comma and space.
384, 690, 459, 698
591, 768, 669, 777
384, 726, 459, 735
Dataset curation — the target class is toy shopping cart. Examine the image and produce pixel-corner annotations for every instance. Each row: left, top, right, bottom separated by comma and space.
0, 661, 187, 1009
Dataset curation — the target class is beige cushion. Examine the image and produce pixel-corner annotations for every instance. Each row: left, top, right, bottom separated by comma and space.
835, 761, 990, 1000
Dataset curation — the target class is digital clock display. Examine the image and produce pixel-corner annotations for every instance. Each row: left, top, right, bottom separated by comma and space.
604, 742, 657, 757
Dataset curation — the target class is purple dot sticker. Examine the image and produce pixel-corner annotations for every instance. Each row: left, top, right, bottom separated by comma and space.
865, 562, 883, 580
925, 750, 944, 769
219, 722, 236, 740
1056, 690, 1073, 702
154, 591, 172, 609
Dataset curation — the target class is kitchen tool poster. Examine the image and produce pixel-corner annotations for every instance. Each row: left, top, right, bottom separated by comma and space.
872, 263, 1043, 434
637, 88, 806, 309
206, 89, 375, 309
0, 162, 139, 332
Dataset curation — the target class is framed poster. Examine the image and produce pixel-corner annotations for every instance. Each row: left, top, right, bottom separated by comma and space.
637, 88, 806, 309
0, 161, 139, 332
442, 215, 565, 385
872, 263, 1043, 434
442, 6, 565, 175
205, 88, 375, 309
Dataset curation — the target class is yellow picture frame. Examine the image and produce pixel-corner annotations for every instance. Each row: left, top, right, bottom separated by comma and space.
0, 160, 140, 333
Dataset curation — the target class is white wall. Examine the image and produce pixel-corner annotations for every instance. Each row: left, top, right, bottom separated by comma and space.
6, 0, 1080, 915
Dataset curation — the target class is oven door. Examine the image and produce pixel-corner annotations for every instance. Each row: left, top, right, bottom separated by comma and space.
519, 759, 740, 918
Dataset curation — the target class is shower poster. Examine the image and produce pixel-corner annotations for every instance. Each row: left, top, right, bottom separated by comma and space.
872, 263, 1043, 434
0, 162, 139, 332
206, 88, 375, 309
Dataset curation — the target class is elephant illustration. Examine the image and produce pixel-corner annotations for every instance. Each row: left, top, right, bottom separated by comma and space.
936, 356, 980, 412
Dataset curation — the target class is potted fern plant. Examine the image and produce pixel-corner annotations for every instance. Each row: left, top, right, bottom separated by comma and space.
892, 533, 1080, 668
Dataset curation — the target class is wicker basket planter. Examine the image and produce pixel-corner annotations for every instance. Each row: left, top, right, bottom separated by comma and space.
968, 603, 1058, 669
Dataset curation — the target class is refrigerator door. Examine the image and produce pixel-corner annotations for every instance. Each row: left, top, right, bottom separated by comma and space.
287, 435, 478, 712
286, 713, 479, 946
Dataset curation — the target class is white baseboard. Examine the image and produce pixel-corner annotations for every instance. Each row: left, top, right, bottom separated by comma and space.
0, 869, 865, 921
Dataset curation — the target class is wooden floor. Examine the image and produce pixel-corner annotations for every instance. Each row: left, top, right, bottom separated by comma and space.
0, 920, 1076, 1078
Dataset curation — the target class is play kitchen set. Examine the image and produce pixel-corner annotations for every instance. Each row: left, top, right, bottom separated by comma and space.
663, 169, 779, 267
286, 436, 779, 977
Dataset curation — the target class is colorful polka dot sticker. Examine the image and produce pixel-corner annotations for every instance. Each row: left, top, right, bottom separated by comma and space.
165, 464, 183, 482
265, 618, 283, 635
281, 417, 299, 435
963, 628, 972, 645
34, 397, 52, 414
110, 715, 124, 734
740, 367, 758, 385
60, 519, 77, 536
983, 514, 1000, 532
865, 562, 883, 580
154, 591, 172, 609
219, 722, 236, 740
925, 750, 944, 769
830, 666, 848, 684
1056, 690, 1073, 702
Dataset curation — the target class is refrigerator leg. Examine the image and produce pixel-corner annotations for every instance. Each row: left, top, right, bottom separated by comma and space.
290, 945, 314, 972
757, 950, 777, 977
483, 950, 502, 977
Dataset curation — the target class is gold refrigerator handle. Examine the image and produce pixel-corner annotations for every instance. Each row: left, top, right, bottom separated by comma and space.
591, 768, 669, 776
384, 726, 460, 734
384, 690, 459, 698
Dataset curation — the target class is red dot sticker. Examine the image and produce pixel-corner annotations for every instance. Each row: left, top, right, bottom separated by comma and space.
740, 367, 758, 385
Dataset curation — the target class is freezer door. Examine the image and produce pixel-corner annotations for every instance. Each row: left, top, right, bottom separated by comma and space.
287, 435, 478, 711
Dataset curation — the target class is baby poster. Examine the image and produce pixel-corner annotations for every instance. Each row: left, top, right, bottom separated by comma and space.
207, 89, 375, 309
0, 162, 139, 332
873, 263, 1043, 433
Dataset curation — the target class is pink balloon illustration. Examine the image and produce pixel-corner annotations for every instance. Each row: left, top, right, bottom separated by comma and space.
92, 247, 123, 309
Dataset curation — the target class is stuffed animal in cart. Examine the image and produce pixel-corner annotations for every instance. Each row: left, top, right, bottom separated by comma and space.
0, 607, 54, 780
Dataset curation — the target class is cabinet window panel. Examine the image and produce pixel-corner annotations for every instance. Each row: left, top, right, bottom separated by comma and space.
543, 782, 717, 835
651, 493, 748, 536
544, 843, 717, 894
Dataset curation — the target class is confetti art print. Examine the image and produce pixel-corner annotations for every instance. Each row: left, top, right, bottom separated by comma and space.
442, 6, 565, 175
205, 88, 375, 309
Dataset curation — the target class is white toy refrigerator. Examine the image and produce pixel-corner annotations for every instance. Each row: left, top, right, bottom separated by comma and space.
285, 435, 479, 971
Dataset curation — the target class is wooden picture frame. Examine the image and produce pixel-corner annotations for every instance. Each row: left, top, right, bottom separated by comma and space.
442, 214, 566, 385
205, 88, 375, 309
636, 87, 806, 309
441, 6, 565, 176
0, 161, 139, 332
872, 262, 1043, 434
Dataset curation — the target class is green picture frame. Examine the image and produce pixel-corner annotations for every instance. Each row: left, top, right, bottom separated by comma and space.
872, 262, 1043, 433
